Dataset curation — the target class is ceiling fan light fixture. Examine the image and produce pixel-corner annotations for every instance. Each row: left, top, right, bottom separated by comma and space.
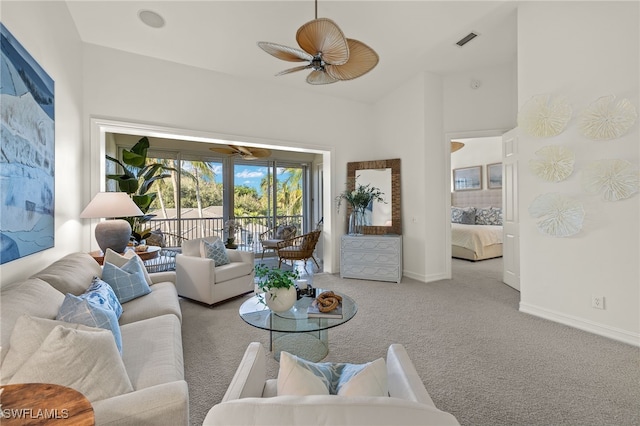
257, 0, 378, 84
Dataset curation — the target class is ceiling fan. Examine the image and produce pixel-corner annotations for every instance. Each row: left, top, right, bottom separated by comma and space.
257, 0, 378, 85
209, 145, 271, 160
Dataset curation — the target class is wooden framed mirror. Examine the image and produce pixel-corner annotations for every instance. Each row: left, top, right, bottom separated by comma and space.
346, 158, 401, 235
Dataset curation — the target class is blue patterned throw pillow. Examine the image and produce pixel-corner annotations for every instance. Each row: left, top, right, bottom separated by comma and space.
102, 257, 151, 303
86, 277, 123, 319
277, 351, 387, 396
202, 238, 230, 266
56, 293, 122, 353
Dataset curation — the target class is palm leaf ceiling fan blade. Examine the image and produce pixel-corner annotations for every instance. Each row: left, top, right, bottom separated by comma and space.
257, 42, 313, 62
326, 39, 379, 81
306, 69, 338, 85
296, 18, 349, 65
209, 145, 272, 159
276, 65, 311, 76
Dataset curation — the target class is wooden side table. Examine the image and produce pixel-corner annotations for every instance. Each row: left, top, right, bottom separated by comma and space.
0, 383, 94, 425
89, 246, 161, 265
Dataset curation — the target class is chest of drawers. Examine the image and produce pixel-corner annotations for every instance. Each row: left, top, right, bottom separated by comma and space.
340, 235, 402, 283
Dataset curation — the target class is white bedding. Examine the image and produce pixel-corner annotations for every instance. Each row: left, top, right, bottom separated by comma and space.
451, 223, 503, 258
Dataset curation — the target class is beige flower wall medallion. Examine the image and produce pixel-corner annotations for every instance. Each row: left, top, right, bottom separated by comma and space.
582, 159, 639, 201
528, 193, 585, 237
518, 94, 572, 138
529, 145, 575, 182
578, 95, 637, 140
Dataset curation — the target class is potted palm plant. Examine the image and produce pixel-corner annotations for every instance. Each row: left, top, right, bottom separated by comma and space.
255, 264, 299, 313
106, 137, 175, 243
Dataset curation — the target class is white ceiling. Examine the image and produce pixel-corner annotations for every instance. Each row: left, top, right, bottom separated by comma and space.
66, 0, 518, 104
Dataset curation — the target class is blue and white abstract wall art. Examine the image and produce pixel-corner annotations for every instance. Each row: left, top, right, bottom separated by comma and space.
1, 23, 55, 264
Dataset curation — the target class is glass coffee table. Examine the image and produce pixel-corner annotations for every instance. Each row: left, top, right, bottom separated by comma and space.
239, 289, 357, 362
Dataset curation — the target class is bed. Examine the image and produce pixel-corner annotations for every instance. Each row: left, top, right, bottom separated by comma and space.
451, 189, 503, 261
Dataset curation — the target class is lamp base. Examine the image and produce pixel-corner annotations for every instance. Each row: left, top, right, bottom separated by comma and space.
95, 219, 132, 254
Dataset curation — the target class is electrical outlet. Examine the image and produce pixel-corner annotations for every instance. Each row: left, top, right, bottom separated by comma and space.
591, 295, 605, 310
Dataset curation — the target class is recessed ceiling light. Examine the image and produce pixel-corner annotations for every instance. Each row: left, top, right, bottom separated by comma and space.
138, 10, 165, 29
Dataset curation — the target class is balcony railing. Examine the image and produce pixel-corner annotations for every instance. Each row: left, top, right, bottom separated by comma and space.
147, 215, 304, 254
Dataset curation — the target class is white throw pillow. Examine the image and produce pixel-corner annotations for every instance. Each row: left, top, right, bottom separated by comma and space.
278, 351, 330, 396
9, 325, 133, 402
1, 315, 98, 383
104, 248, 153, 285
277, 351, 388, 397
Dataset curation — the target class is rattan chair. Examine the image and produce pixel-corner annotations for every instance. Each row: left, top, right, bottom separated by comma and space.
276, 229, 321, 270
259, 224, 297, 259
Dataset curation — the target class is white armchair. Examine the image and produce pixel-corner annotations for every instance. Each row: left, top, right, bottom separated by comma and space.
175, 236, 254, 306
203, 342, 460, 425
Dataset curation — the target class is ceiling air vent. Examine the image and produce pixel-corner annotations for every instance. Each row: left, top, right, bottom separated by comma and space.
456, 32, 479, 47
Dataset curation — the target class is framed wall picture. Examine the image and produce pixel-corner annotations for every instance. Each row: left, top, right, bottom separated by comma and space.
453, 166, 482, 191
0, 24, 55, 264
487, 163, 503, 189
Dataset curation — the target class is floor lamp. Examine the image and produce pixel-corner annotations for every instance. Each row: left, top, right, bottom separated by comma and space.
80, 192, 143, 253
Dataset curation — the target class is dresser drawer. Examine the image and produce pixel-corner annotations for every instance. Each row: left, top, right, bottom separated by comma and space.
341, 237, 400, 252
340, 235, 402, 283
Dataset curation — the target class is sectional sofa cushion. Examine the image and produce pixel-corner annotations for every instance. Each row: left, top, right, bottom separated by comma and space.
1, 315, 97, 383
9, 326, 133, 402
120, 314, 184, 389
277, 351, 388, 397
118, 281, 182, 325
102, 258, 151, 303
30, 252, 102, 295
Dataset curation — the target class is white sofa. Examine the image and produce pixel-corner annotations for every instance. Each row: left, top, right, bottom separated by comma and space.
203, 342, 459, 426
175, 236, 254, 305
0, 252, 188, 425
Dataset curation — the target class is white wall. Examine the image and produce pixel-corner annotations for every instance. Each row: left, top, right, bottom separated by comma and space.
0, 1, 84, 285
82, 44, 374, 273
517, 2, 639, 345
443, 62, 517, 134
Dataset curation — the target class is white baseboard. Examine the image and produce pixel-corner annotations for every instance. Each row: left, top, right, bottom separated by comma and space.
402, 270, 448, 283
519, 302, 640, 347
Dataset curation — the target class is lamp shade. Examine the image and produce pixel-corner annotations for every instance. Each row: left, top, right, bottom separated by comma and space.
81, 192, 143, 254
80, 192, 143, 219
451, 141, 465, 153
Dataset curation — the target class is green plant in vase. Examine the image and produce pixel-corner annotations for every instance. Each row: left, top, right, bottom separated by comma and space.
255, 264, 299, 312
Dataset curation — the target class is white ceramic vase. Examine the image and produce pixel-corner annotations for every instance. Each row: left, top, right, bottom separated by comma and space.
265, 286, 297, 313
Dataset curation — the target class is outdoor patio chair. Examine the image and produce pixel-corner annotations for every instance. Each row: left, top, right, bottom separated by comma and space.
259, 224, 297, 259
276, 229, 321, 270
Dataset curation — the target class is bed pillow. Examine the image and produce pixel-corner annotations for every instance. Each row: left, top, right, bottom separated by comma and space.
475, 207, 503, 225
451, 207, 476, 225
202, 238, 230, 266
277, 351, 387, 397
102, 258, 151, 303
9, 325, 133, 402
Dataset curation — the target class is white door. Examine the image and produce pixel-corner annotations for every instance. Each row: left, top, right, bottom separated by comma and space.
502, 129, 520, 290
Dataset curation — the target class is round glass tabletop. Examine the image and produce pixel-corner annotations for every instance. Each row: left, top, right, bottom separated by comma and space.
239, 289, 357, 333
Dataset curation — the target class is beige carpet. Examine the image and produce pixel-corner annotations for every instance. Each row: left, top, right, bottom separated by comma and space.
181, 258, 640, 425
